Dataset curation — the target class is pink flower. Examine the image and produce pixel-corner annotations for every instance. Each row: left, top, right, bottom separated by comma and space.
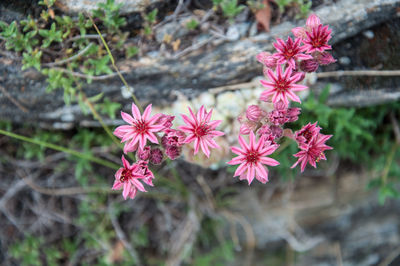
303, 24, 332, 53
260, 66, 308, 107
292, 14, 321, 39
178, 106, 224, 158
135, 160, 155, 186
272, 37, 312, 69
227, 131, 280, 184
112, 156, 147, 200
114, 103, 164, 153
291, 133, 332, 172
295, 122, 321, 145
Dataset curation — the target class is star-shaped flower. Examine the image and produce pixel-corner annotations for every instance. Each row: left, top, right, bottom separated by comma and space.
227, 131, 280, 185
272, 37, 312, 69
303, 24, 332, 53
178, 106, 224, 158
291, 133, 332, 172
114, 103, 164, 153
112, 156, 147, 200
260, 66, 308, 107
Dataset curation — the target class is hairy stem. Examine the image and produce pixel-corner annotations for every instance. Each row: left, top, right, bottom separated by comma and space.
88, 15, 143, 113
0, 129, 119, 170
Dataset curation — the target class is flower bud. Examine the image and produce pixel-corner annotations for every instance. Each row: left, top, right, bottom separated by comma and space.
149, 148, 163, 165
256, 52, 271, 64
317, 52, 336, 65
273, 101, 286, 111
246, 105, 263, 122
268, 110, 288, 125
137, 146, 151, 161
270, 125, 283, 139
287, 108, 301, 122
300, 59, 319, 73
165, 145, 181, 160
306, 14, 321, 29
240, 124, 251, 135
156, 114, 175, 131
292, 27, 306, 39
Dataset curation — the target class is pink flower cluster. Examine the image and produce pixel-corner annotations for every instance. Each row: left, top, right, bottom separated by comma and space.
229, 14, 334, 184
112, 104, 224, 199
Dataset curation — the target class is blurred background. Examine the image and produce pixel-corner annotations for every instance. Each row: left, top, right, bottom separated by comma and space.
1, 0, 400, 265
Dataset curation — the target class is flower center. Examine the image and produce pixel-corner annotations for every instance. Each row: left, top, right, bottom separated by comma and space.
134, 120, 148, 134
120, 169, 133, 182
276, 81, 288, 92
246, 150, 259, 164
312, 37, 323, 48
194, 123, 209, 137
301, 130, 313, 143
285, 48, 294, 58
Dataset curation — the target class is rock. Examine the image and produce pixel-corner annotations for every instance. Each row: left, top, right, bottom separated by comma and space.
1, 0, 400, 127
236, 22, 251, 38
56, 0, 161, 14
226, 25, 240, 41
338, 56, 351, 65
155, 20, 190, 43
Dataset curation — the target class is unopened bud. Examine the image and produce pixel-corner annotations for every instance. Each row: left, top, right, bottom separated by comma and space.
300, 59, 319, 73
317, 52, 336, 65
137, 146, 151, 161
246, 105, 263, 122
149, 148, 163, 165
306, 14, 321, 29
165, 145, 181, 160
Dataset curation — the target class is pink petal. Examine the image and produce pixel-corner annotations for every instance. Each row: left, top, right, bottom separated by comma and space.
247, 164, 255, 185
234, 163, 247, 177
238, 135, 250, 151
259, 157, 280, 166
227, 155, 245, 165
121, 111, 135, 124
131, 103, 142, 120
131, 179, 146, 192
142, 104, 152, 120
121, 155, 130, 168
231, 146, 245, 156
200, 139, 210, 158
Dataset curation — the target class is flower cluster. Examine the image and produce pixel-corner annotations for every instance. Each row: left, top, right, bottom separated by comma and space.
229, 14, 334, 184
112, 103, 224, 199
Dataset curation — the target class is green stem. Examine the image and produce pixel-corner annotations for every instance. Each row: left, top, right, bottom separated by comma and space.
88, 15, 143, 113
382, 143, 399, 185
0, 128, 119, 170
81, 91, 121, 147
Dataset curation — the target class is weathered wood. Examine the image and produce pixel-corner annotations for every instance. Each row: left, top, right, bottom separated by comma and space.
1, 0, 400, 128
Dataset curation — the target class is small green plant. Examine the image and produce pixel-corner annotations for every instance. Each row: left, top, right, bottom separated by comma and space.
220, 0, 246, 20
275, 0, 293, 13
126, 45, 139, 58
295, 0, 312, 19
186, 19, 200, 30
143, 9, 158, 36
10, 235, 62, 266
